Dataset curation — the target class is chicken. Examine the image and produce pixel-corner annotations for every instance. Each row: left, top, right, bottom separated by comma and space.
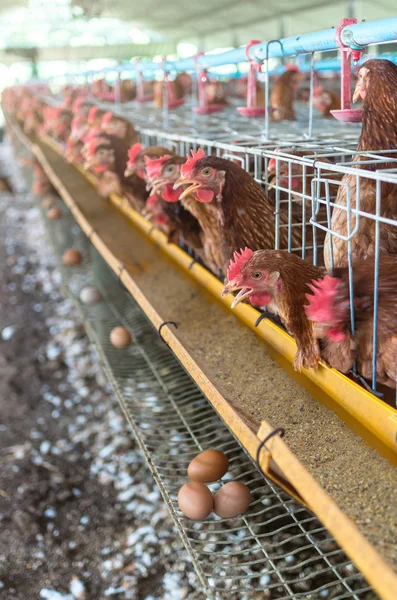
145, 155, 204, 253
52, 108, 72, 142
175, 72, 193, 95
83, 133, 147, 207
313, 86, 341, 117
153, 78, 185, 108
232, 77, 265, 108
100, 111, 138, 146
91, 78, 113, 100
270, 66, 301, 121
174, 149, 309, 274
222, 248, 322, 371
305, 255, 397, 389
324, 59, 397, 270
205, 79, 228, 107
124, 143, 172, 179
119, 79, 137, 102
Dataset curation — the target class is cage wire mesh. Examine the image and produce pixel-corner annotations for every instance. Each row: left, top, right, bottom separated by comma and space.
79, 97, 397, 406
26, 173, 378, 600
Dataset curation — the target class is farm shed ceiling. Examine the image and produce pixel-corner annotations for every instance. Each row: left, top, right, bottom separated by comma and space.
0, 0, 395, 59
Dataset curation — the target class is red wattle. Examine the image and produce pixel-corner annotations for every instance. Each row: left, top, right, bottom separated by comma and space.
250, 293, 272, 307
196, 188, 214, 203
327, 327, 345, 342
162, 184, 180, 202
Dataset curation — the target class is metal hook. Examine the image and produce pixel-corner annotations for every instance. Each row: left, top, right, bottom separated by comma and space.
264, 39, 287, 139
256, 427, 285, 475
158, 321, 179, 345
117, 261, 126, 284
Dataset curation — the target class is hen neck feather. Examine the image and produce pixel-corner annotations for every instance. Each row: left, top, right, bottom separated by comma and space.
358, 78, 397, 169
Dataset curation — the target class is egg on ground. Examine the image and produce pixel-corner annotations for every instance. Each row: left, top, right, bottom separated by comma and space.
62, 248, 82, 266
187, 449, 229, 483
110, 326, 132, 348
213, 482, 251, 518
178, 481, 214, 520
79, 287, 102, 305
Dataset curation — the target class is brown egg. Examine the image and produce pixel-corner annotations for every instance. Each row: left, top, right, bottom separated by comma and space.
178, 481, 213, 520
187, 450, 229, 483
110, 326, 132, 348
62, 248, 82, 266
213, 482, 251, 518
47, 207, 61, 220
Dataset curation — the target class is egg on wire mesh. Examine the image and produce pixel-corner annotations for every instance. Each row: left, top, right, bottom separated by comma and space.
47, 206, 62, 220
187, 449, 229, 483
178, 481, 214, 520
79, 287, 102, 305
213, 482, 251, 518
62, 248, 82, 265
110, 326, 132, 349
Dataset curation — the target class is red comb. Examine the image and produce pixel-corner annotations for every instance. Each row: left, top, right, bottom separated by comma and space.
145, 155, 172, 180
85, 137, 101, 158
88, 106, 98, 123
304, 276, 340, 322
127, 143, 143, 166
268, 147, 281, 172
102, 111, 113, 126
227, 248, 254, 283
180, 148, 206, 178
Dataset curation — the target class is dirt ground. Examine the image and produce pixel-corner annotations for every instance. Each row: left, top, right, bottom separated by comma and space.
0, 149, 202, 599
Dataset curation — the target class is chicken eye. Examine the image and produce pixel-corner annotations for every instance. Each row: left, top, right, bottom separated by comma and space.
201, 167, 213, 177
165, 165, 175, 176
251, 272, 263, 280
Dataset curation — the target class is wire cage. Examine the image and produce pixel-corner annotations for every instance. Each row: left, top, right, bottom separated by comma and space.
99, 101, 393, 407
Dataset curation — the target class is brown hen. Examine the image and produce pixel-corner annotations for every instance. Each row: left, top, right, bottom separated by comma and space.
270, 67, 301, 121
306, 255, 397, 389
175, 150, 312, 274
324, 59, 397, 269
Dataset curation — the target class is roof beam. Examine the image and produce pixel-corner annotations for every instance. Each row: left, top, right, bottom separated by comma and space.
191, 0, 343, 38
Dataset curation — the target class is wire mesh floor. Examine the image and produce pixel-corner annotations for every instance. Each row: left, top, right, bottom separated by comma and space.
27, 185, 378, 600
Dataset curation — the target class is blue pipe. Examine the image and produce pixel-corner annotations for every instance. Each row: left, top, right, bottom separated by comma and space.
81, 53, 397, 82
135, 17, 397, 73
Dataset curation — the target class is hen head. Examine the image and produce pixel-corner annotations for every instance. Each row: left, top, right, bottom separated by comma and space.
222, 248, 281, 308
267, 149, 302, 192
313, 88, 334, 113
145, 155, 181, 202
84, 136, 115, 174
174, 148, 226, 203
101, 112, 127, 138
304, 276, 349, 342
353, 59, 397, 105
125, 143, 144, 178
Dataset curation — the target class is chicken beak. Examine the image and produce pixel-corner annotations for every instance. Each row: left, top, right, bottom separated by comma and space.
352, 83, 365, 104
148, 178, 166, 195
173, 178, 201, 200
222, 284, 253, 308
